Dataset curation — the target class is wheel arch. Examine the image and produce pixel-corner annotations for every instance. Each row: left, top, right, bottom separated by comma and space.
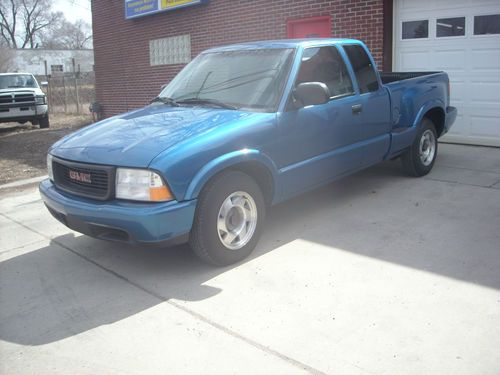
184, 149, 278, 205
412, 101, 445, 137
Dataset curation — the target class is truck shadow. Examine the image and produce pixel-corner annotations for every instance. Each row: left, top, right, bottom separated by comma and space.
1, 159, 499, 346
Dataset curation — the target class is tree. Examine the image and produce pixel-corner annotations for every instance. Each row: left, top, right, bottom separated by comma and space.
41, 19, 93, 49
0, 47, 15, 72
0, 0, 61, 48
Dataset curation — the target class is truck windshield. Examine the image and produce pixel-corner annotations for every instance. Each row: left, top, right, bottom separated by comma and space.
0, 74, 38, 89
160, 48, 295, 112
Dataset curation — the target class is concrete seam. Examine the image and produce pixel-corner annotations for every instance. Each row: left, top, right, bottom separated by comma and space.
0, 211, 330, 375
424, 177, 499, 189
438, 164, 500, 175
0, 239, 47, 255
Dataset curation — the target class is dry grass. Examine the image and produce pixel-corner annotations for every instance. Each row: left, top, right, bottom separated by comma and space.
0, 113, 94, 185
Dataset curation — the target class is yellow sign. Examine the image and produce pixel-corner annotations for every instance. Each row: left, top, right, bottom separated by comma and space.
125, 0, 206, 20
161, 0, 200, 9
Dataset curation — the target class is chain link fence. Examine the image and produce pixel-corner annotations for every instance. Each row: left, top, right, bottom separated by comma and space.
36, 72, 96, 116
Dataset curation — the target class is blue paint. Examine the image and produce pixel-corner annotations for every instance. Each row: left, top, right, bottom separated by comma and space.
40, 39, 457, 245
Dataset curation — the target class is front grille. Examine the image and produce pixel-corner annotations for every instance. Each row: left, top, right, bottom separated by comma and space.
52, 158, 114, 200
0, 93, 35, 106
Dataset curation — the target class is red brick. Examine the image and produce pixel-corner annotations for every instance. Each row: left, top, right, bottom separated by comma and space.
92, 0, 385, 117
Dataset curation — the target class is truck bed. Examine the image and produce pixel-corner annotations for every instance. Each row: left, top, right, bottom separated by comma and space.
379, 71, 442, 84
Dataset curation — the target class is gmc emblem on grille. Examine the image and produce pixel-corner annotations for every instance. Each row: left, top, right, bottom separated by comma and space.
69, 170, 92, 183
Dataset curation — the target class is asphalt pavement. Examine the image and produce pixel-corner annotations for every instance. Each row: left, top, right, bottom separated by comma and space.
1, 143, 500, 375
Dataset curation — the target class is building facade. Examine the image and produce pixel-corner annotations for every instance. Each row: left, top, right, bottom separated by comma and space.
91, 0, 500, 146
8, 49, 94, 76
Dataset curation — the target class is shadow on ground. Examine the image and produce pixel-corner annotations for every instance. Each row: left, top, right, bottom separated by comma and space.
1, 158, 499, 346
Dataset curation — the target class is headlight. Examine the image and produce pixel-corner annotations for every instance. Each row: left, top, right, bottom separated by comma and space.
47, 154, 53, 180
116, 168, 173, 202
35, 95, 46, 105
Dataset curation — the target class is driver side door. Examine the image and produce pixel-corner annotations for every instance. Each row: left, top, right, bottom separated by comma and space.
274, 45, 364, 200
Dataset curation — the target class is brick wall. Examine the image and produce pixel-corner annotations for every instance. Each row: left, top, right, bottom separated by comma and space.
91, 0, 386, 117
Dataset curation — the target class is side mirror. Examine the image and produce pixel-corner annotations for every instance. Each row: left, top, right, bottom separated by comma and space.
160, 84, 167, 90
40, 81, 48, 86
293, 82, 330, 108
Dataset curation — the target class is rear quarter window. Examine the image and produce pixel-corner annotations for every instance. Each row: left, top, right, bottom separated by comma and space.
343, 45, 379, 94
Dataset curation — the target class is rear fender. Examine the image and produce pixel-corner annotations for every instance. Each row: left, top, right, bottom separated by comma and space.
387, 99, 445, 158
412, 100, 445, 130
184, 149, 279, 201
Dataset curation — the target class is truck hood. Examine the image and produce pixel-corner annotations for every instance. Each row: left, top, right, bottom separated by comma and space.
50, 104, 259, 167
0, 87, 44, 95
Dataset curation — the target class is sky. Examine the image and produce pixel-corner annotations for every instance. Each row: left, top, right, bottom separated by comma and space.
53, 0, 92, 24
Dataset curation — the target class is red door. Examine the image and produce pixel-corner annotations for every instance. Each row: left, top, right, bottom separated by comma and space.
287, 16, 332, 38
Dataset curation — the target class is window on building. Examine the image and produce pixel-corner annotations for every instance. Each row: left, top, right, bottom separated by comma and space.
295, 46, 354, 98
343, 45, 379, 94
474, 14, 500, 35
51, 64, 63, 73
150, 34, 191, 66
402, 20, 429, 39
437, 17, 465, 37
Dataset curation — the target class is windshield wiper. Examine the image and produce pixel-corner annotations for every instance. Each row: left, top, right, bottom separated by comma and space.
150, 96, 180, 106
176, 97, 238, 110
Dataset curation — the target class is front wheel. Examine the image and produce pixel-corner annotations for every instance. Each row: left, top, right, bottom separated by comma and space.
189, 171, 265, 266
39, 114, 50, 129
401, 118, 437, 177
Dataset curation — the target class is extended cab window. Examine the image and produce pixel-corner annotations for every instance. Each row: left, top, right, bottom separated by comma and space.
295, 46, 354, 98
343, 45, 379, 94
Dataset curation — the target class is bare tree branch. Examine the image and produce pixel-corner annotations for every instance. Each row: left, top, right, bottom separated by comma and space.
0, 0, 68, 49
41, 18, 93, 49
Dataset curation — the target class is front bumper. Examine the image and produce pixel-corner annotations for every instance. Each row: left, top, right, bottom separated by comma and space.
0, 104, 48, 122
39, 179, 196, 245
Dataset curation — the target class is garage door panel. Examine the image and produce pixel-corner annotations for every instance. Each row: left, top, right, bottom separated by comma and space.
394, 0, 500, 146
449, 113, 466, 135
399, 0, 432, 11
469, 48, 500, 71
398, 50, 431, 70
433, 50, 466, 71
450, 81, 465, 105
469, 81, 500, 105
468, 115, 500, 138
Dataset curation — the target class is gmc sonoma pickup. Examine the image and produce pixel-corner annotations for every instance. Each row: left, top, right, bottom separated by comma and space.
0, 73, 49, 128
40, 39, 457, 265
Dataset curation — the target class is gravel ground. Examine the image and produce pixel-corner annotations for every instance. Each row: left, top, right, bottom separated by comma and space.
0, 114, 93, 185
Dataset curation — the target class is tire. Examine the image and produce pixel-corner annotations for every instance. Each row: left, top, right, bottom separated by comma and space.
39, 114, 50, 129
189, 170, 266, 266
401, 118, 437, 177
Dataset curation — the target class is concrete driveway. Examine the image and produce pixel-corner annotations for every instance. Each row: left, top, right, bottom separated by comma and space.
1, 143, 500, 375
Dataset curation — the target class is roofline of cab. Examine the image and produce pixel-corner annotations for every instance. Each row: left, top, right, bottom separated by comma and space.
202, 38, 365, 53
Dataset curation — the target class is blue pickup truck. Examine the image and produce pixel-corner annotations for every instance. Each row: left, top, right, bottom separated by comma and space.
40, 39, 457, 265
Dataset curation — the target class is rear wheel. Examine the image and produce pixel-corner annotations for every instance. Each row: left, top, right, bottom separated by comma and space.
39, 114, 50, 128
189, 170, 265, 266
401, 118, 437, 177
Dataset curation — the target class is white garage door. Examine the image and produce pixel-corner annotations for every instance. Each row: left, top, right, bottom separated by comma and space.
394, 0, 500, 147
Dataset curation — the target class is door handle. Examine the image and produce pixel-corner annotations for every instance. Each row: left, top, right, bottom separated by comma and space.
352, 104, 362, 114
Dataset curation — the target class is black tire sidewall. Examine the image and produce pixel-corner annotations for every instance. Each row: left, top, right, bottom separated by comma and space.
190, 171, 265, 266
402, 118, 437, 176
39, 114, 50, 128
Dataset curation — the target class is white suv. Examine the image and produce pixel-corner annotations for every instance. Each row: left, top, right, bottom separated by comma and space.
0, 73, 49, 128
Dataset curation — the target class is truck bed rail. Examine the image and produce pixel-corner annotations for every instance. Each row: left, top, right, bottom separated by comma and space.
379, 71, 442, 84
